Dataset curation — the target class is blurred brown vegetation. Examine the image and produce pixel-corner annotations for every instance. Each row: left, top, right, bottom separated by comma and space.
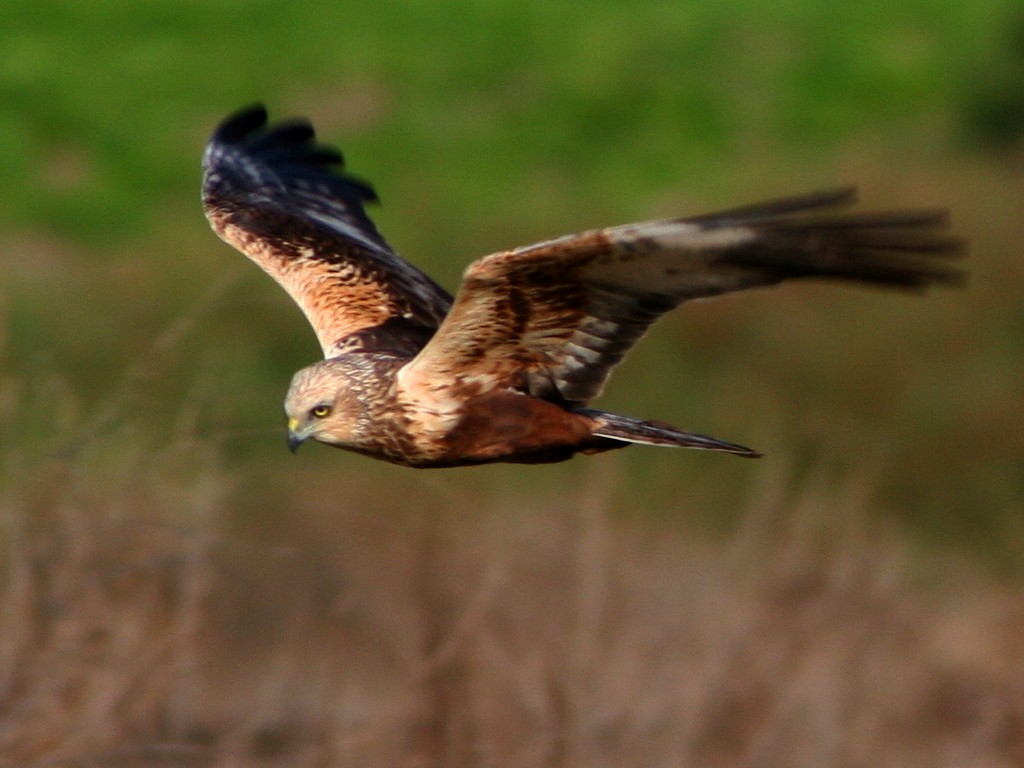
2, 449, 1024, 767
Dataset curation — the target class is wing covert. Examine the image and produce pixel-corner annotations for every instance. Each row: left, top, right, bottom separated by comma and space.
202, 104, 452, 358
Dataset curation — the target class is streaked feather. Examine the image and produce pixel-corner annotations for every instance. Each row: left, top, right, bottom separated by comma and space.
202, 104, 451, 358
400, 189, 965, 405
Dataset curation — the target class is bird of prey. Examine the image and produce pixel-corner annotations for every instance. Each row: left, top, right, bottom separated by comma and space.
202, 104, 965, 468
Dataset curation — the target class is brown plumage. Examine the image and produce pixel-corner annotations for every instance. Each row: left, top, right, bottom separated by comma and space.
202, 104, 966, 468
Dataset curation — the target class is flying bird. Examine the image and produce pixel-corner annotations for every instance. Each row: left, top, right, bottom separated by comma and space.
202, 104, 965, 468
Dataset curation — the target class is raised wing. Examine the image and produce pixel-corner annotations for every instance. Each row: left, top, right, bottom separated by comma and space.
399, 188, 965, 405
202, 104, 452, 358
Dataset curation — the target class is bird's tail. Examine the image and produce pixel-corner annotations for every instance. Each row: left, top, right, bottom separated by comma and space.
578, 408, 763, 458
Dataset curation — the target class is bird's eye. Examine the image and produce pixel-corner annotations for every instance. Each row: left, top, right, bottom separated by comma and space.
310, 404, 332, 419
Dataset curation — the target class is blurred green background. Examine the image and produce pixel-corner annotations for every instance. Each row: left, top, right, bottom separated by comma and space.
1, 0, 1022, 563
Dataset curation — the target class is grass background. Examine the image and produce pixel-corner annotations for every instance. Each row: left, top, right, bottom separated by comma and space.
1, 1, 1023, 764
3, 0, 1020, 552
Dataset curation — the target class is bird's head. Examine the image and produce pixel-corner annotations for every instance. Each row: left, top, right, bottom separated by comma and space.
283, 360, 365, 453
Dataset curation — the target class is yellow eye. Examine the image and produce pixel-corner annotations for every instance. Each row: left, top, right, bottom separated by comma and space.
310, 404, 332, 419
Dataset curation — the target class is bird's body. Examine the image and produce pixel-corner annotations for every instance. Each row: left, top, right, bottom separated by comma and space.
290, 355, 614, 467
202, 104, 965, 468
282, 347, 747, 467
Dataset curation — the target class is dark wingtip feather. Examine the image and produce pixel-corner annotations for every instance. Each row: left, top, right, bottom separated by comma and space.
677, 185, 969, 293
204, 103, 380, 207
720, 212, 968, 292
688, 186, 859, 226
251, 119, 317, 151
210, 103, 268, 144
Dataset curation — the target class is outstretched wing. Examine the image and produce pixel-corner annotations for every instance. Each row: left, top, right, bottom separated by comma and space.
202, 104, 452, 358
398, 188, 965, 405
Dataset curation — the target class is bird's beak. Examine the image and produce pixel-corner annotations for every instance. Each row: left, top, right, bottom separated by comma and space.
287, 418, 305, 454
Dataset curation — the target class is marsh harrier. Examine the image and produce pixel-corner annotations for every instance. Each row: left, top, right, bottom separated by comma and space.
202, 104, 964, 467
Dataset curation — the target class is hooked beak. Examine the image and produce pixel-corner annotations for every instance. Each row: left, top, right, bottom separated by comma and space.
287, 418, 306, 454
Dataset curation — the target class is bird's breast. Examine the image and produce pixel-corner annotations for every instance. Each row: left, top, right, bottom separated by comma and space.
435, 391, 595, 465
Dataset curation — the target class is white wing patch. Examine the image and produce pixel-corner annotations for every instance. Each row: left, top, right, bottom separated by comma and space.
305, 208, 394, 257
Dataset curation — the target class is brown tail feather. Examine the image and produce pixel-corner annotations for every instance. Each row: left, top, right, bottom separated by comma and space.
578, 409, 762, 458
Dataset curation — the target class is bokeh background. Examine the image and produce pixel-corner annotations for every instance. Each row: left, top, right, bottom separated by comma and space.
1, 1, 1022, 766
